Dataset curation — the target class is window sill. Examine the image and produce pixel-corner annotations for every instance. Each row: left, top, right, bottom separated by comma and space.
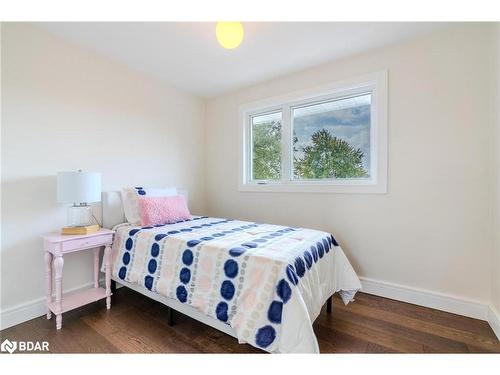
238, 181, 387, 194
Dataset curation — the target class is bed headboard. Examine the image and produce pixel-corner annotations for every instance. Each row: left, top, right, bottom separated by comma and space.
101, 189, 189, 229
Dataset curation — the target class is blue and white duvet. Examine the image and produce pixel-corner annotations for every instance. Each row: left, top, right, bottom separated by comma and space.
111, 216, 361, 353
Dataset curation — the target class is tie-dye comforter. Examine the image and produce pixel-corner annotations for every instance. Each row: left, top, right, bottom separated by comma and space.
111, 216, 361, 353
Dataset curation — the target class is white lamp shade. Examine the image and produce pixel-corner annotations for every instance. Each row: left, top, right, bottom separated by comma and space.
57, 171, 101, 204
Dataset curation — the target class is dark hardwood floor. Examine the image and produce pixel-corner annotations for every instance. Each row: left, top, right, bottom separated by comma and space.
1, 287, 499, 353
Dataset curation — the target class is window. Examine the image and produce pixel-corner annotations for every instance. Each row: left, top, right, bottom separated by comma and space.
251, 111, 282, 181
292, 93, 371, 180
240, 71, 387, 193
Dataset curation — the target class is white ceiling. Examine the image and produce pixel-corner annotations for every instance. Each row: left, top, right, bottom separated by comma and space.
38, 22, 449, 97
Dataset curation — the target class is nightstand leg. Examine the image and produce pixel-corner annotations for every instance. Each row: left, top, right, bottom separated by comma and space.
104, 246, 112, 310
93, 247, 100, 288
44, 252, 53, 319
53, 255, 64, 329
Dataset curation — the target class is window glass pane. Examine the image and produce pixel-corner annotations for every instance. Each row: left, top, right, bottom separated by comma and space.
292, 93, 371, 180
251, 111, 282, 181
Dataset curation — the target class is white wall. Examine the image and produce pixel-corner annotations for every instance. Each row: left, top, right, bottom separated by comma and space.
493, 23, 500, 315
0, 23, 206, 326
205, 24, 497, 306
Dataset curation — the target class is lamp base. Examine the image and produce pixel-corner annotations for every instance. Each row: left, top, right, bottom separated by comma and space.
67, 205, 93, 227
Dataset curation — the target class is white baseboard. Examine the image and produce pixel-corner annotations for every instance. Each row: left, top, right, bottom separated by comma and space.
488, 306, 500, 340
359, 277, 490, 321
360, 277, 500, 341
0, 279, 104, 331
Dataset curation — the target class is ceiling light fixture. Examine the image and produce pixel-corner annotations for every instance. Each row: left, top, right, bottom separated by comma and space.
216, 22, 244, 49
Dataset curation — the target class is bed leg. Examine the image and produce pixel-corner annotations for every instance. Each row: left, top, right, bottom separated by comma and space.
167, 307, 175, 326
111, 279, 117, 294
326, 296, 332, 314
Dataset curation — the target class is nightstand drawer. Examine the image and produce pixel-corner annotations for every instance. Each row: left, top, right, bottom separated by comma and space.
62, 234, 113, 252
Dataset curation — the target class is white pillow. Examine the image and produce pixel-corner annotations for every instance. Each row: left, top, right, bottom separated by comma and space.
121, 186, 177, 225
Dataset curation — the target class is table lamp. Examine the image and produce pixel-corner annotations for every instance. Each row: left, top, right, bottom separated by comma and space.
57, 170, 101, 227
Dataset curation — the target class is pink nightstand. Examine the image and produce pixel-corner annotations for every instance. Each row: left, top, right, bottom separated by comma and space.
42, 229, 114, 329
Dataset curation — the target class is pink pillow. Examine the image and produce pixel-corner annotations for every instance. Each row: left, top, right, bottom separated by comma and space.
138, 195, 191, 226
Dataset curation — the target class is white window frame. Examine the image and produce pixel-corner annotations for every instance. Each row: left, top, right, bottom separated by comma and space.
238, 70, 388, 194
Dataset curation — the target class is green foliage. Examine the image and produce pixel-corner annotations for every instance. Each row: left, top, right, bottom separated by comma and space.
295, 129, 367, 179
252, 125, 367, 181
252, 120, 281, 180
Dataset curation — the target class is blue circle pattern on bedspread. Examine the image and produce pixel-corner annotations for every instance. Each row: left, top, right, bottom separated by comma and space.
213, 223, 260, 322
138, 212, 208, 292
254, 232, 338, 349
118, 214, 208, 288
118, 208, 339, 351
174, 219, 251, 306
150, 216, 228, 295
118, 226, 146, 281
116, 212, 217, 286
144, 235, 163, 291
215, 224, 297, 325
198, 225, 303, 349
176, 245, 194, 302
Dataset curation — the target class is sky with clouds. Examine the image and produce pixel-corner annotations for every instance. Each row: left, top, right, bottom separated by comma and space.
293, 103, 371, 173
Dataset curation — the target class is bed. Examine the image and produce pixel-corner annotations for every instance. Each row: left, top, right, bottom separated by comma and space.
102, 190, 361, 353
